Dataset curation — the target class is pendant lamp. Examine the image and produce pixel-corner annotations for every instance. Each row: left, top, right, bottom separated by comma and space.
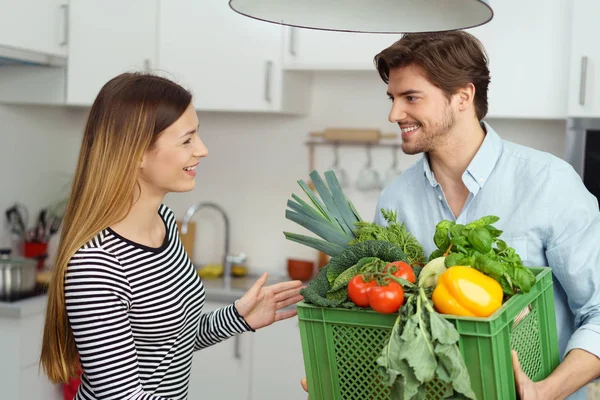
228, 0, 493, 34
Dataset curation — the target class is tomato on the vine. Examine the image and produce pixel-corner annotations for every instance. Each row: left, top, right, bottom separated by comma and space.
347, 275, 377, 307
384, 261, 416, 284
367, 281, 405, 314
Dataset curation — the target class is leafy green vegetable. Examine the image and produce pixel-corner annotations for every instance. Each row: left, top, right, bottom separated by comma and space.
329, 264, 360, 293
468, 227, 493, 254
326, 240, 408, 286
299, 266, 344, 308
377, 288, 476, 400
351, 209, 426, 267
430, 215, 536, 296
300, 241, 407, 307
283, 170, 363, 257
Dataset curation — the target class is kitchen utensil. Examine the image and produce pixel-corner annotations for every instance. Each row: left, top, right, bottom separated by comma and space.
46, 214, 62, 241
0, 248, 37, 298
35, 209, 47, 242
310, 128, 397, 143
287, 258, 314, 281
356, 145, 383, 191
4, 203, 28, 238
329, 143, 349, 188
384, 146, 403, 186
24, 241, 48, 269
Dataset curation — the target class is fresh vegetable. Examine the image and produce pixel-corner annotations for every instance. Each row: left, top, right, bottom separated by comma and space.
300, 266, 345, 308
300, 240, 408, 307
283, 170, 362, 257
325, 240, 408, 286
429, 216, 536, 296
432, 266, 503, 317
367, 281, 405, 314
348, 275, 377, 307
377, 280, 475, 399
351, 209, 425, 266
418, 256, 447, 289
384, 261, 416, 284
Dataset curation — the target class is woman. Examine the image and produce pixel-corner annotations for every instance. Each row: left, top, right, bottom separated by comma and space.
39, 72, 303, 400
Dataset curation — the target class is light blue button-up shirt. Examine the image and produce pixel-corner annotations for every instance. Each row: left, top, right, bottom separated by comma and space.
374, 122, 600, 400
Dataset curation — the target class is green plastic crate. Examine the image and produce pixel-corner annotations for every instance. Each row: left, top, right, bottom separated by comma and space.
297, 267, 559, 400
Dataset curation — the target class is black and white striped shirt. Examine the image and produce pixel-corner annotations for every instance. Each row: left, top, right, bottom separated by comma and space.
65, 204, 252, 399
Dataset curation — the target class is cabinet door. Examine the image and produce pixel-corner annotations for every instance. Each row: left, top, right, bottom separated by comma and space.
284, 27, 400, 71
250, 315, 307, 400
188, 301, 251, 400
19, 364, 62, 400
158, 0, 282, 112
464, 0, 570, 119
0, 0, 67, 58
568, 0, 600, 117
66, 0, 158, 105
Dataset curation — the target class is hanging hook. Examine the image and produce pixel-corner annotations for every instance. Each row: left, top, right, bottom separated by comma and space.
333, 142, 341, 167
365, 144, 373, 168
391, 145, 398, 169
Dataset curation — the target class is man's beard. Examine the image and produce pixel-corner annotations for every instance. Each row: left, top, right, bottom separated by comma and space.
402, 105, 455, 155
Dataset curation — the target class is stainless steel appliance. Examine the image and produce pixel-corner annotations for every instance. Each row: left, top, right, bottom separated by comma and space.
564, 118, 600, 202
0, 248, 39, 301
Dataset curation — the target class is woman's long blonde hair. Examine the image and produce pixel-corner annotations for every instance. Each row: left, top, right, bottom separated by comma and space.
40, 72, 192, 383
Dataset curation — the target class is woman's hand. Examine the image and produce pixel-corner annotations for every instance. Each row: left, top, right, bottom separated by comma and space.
235, 272, 304, 330
301, 377, 309, 399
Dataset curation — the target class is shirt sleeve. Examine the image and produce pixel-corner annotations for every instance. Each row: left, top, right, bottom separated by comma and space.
193, 301, 253, 351
544, 164, 600, 359
65, 249, 172, 400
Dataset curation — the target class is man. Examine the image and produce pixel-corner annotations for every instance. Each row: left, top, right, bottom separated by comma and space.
370, 31, 600, 400
301, 31, 600, 400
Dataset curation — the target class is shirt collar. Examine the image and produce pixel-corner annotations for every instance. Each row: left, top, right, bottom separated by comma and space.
422, 121, 503, 192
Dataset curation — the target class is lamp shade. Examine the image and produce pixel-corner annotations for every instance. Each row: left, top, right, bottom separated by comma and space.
229, 0, 493, 34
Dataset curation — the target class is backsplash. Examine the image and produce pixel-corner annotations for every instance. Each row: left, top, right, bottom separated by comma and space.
0, 71, 567, 277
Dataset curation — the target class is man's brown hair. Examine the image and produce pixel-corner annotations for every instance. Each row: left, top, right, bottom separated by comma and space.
374, 31, 491, 120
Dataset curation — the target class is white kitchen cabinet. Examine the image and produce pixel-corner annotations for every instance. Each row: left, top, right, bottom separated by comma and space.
0, 0, 68, 60
250, 315, 307, 400
465, 0, 571, 119
66, 0, 158, 105
159, 0, 310, 114
568, 0, 600, 118
0, 297, 62, 400
283, 27, 401, 71
283, 0, 571, 120
188, 300, 252, 400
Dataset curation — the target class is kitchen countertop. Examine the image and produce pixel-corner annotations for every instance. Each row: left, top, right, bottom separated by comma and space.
0, 293, 49, 319
0, 273, 299, 319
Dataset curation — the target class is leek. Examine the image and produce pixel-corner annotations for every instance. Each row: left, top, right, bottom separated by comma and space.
283, 170, 363, 256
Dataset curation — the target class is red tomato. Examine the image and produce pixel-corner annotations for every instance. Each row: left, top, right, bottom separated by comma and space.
368, 281, 405, 314
348, 275, 377, 307
384, 261, 416, 284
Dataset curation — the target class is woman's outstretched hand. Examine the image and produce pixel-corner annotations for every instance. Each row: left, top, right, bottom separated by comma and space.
301, 377, 309, 399
235, 272, 304, 330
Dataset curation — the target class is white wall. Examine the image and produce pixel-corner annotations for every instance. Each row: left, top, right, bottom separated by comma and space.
0, 72, 567, 278
0, 105, 84, 252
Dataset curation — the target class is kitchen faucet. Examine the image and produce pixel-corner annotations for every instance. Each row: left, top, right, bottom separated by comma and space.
180, 202, 245, 290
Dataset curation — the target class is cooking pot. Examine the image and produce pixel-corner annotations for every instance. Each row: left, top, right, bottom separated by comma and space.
0, 248, 37, 297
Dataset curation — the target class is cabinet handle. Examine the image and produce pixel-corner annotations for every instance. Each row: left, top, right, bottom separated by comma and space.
264, 60, 273, 103
289, 28, 297, 56
234, 335, 242, 359
144, 58, 151, 73
60, 4, 69, 46
579, 56, 588, 106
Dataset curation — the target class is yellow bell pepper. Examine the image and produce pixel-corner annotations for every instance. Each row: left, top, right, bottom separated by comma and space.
432, 266, 503, 317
